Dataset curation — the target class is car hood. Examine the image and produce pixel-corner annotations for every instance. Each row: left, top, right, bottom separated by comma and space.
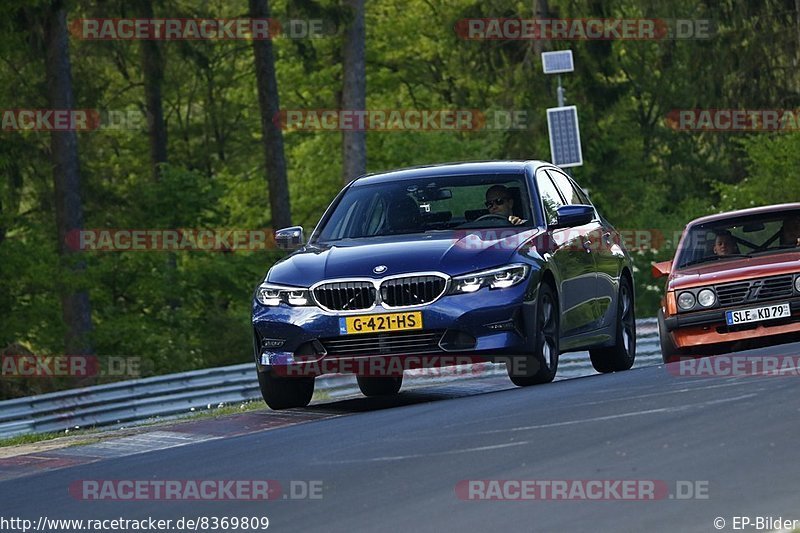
669, 251, 800, 290
266, 229, 543, 286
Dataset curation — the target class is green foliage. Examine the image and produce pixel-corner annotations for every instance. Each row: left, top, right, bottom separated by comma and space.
715, 134, 800, 211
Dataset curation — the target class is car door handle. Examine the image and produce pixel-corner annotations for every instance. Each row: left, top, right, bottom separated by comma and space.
583, 240, 593, 253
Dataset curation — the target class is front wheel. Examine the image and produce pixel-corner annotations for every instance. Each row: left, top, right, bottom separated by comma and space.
508, 283, 560, 386
658, 308, 685, 364
257, 369, 314, 409
590, 276, 636, 373
356, 375, 403, 397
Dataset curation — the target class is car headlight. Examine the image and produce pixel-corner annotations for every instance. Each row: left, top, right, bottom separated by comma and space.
697, 288, 716, 307
450, 264, 530, 294
795, 276, 800, 293
256, 283, 312, 306
677, 291, 696, 311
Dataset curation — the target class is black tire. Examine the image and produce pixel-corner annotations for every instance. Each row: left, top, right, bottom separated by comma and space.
657, 308, 684, 364
356, 375, 403, 397
257, 369, 314, 409
590, 276, 636, 373
508, 283, 559, 386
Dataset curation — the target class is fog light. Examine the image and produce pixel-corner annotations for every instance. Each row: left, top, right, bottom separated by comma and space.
677, 292, 696, 311
260, 351, 295, 366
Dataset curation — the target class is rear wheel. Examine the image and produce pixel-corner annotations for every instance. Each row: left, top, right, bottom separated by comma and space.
357, 375, 403, 397
257, 369, 314, 409
590, 276, 636, 373
508, 283, 559, 386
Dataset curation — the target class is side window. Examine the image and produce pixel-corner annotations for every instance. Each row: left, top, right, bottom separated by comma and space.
535, 171, 565, 226
547, 169, 592, 205
546, 169, 584, 205
548, 169, 599, 223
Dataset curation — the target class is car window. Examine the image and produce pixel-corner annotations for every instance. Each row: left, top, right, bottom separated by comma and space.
547, 169, 586, 206
535, 171, 565, 226
316, 174, 534, 242
675, 209, 800, 268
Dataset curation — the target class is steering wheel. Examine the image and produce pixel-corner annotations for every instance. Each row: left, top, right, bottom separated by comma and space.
475, 214, 510, 222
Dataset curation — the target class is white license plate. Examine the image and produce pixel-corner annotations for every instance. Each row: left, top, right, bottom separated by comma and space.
725, 303, 791, 326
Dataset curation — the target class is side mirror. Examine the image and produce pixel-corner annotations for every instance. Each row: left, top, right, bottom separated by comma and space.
275, 226, 304, 251
652, 260, 672, 279
551, 205, 594, 229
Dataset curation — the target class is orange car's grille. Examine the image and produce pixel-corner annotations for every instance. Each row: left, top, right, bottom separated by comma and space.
716, 275, 794, 307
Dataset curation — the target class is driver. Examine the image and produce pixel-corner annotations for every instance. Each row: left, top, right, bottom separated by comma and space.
779, 213, 800, 247
485, 185, 526, 225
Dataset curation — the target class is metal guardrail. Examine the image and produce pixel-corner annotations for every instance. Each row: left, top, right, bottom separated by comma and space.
0, 318, 660, 438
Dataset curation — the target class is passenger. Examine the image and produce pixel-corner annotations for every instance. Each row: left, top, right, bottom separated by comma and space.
484, 185, 526, 226
712, 231, 739, 256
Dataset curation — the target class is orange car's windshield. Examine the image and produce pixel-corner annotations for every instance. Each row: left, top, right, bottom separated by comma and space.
675, 210, 800, 269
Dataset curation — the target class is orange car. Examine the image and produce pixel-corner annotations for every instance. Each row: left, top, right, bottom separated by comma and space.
654, 203, 800, 363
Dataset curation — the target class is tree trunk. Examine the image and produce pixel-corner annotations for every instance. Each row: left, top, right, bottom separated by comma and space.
341, 0, 366, 184
43, 0, 93, 355
249, 0, 292, 230
135, 0, 168, 181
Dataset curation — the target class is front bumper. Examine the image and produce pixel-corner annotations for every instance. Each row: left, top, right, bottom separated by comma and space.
252, 282, 535, 376
663, 297, 800, 349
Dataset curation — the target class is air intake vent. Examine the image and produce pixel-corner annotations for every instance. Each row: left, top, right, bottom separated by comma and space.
313, 281, 376, 311
320, 330, 446, 357
715, 275, 794, 307
380, 275, 447, 308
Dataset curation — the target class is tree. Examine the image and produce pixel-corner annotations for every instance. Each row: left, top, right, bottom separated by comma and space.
249, 0, 292, 229
134, 0, 168, 181
43, 0, 93, 354
341, 0, 366, 184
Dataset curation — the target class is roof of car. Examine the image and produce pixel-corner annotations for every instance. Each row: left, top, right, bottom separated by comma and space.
351, 160, 545, 186
687, 203, 800, 226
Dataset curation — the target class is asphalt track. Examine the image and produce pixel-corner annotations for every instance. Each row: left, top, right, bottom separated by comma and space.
2, 341, 800, 533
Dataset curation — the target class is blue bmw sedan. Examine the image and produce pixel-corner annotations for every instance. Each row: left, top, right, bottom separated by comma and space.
252, 161, 636, 408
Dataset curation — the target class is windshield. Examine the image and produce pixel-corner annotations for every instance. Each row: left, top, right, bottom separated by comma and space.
674, 209, 800, 269
315, 173, 536, 243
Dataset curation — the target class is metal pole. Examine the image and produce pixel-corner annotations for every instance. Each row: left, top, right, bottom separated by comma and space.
557, 74, 570, 175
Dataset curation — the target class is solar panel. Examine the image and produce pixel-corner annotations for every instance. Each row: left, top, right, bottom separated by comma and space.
546, 106, 583, 167
541, 50, 574, 74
